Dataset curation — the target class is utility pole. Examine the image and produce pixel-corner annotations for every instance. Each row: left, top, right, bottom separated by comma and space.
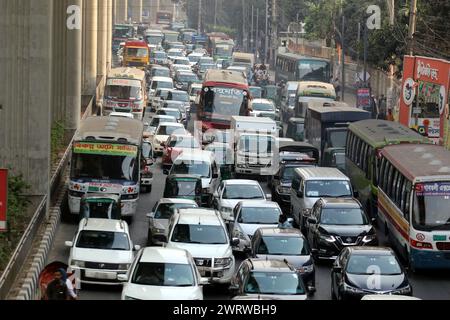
363, 24, 368, 87
407, 0, 417, 55
264, 0, 269, 64
251, 5, 254, 52
214, 0, 217, 29
388, 0, 395, 26
341, 14, 345, 102
256, 8, 259, 61
198, 0, 202, 34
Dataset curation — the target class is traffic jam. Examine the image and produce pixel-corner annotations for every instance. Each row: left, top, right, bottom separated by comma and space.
48, 18, 450, 301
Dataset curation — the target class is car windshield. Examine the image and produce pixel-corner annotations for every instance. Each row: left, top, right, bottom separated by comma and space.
238, 207, 281, 224
200, 64, 215, 71
126, 47, 148, 57
413, 183, 450, 231
171, 224, 227, 244
170, 92, 190, 102
156, 125, 185, 136
250, 88, 262, 98
146, 35, 163, 45
132, 262, 195, 287
105, 85, 142, 100
305, 180, 352, 197
281, 166, 298, 182
298, 59, 330, 83
154, 203, 197, 219
150, 117, 175, 127
171, 161, 210, 178
170, 137, 200, 149
244, 272, 306, 295
222, 184, 264, 200
178, 74, 198, 83
346, 254, 402, 275
320, 208, 368, 225
158, 109, 180, 119
71, 153, 139, 182
329, 130, 348, 148
168, 50, 183, 57
155, 90, 170, 98
76, 231, 130, 250
257, 236, 310, 255
154, 52, 166, 58
175, 59, 190, 65
188, 55, 201, 63
152, 81, 173, 90
252, 102, 275, 111
153, 69, 170, 77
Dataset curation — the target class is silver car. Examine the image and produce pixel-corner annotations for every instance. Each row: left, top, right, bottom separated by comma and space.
146, 198, 198, 246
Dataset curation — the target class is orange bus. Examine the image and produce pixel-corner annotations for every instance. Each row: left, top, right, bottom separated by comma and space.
123, 40, 149, 69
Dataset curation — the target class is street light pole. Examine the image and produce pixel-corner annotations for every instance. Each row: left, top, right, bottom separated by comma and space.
251, 5, 254, 52
341, 14, 345, 102
198, 0, 202, 34
264, 0, 268, 64
214, 0, 217, 29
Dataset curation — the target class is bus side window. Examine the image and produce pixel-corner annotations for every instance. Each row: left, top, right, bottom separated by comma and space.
345, 132, 352, 158
403, 180, 412, 220
395, 173, 404, 207
391, 170, 400, 202
351, 134, 358, 163
386, 163, 394, 197
381, 159, 389, 192
361, 143, 369, 176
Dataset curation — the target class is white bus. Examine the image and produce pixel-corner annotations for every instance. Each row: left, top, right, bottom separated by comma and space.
377, 143, 450, 270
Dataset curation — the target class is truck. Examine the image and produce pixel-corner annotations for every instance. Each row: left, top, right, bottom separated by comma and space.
231, 116, 278, 176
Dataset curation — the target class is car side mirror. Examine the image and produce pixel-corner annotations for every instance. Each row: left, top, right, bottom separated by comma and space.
353, 190, 359, 198
311, 248, 318, 254
231, 238, 240, 246
297, 190, 304, 198
332, 266, 342, 273
287, 218, 294, 224
199, 277, 209, 286
212, 173, 219, 179
65, 241, 73, 247
134, 245, 141, 251
146, 212, 155, 218
307, 217, 317, 224
163, 169, 169, 175
266, 193, 272, 201
117, 274, 129, 282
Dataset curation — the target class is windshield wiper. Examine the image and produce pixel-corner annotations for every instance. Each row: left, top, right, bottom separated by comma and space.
174, 284, 194, 287
244, 196, 264, 199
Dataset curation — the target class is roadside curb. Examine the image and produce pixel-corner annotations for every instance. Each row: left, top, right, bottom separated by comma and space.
13, 186, 67, 300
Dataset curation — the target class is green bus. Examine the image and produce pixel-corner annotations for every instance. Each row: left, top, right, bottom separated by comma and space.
345, 119, 430, 219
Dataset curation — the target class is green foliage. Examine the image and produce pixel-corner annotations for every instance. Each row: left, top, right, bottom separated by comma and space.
51, 120, 65, 164
0, 173, 31, 273
205, 24, 237, 38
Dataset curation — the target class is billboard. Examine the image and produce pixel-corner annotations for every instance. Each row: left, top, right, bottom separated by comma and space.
0, 169, 7, 232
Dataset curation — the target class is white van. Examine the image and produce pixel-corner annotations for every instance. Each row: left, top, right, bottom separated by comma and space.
290, 167, 354, 231
167, 150, 220, 205
149, 76, 174, 96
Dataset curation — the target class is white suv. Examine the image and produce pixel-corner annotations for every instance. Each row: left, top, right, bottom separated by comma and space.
65, 218, 140, 286
166, 208, 239, 284
119, 247, 206, 300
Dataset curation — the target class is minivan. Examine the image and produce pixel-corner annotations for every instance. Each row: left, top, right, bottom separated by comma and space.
290, 167, 354, 233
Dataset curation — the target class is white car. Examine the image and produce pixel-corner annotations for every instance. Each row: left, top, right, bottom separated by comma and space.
187, 52, 205, 67
109, 111, 135, 119
144, 115, 176, 136
166, 208, 239, 284
66, 218, 140, 286
146, 198, 198, 246
153, 122, 188, 154
119, 247, 206, 300
149, 76, 174, 96
213, 179, 269, 222
167, 48, 185, 61
231, 201, 282, 252
249, 98, 277, 117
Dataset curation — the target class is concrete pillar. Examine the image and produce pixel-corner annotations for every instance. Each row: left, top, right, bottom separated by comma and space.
0, 0, 52, 196
97, 0, 108, 78
116, 0, 128, 24
66, 0, 83, 131
130, 0, 142, 23
83, 0, 98, 94
107, 0, 113, 71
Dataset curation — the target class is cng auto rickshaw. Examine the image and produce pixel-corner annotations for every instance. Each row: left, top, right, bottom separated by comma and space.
163, 174, 204, 206
79, 194, 122, 221
285, 117, 305, 141
322, 147, 346, 173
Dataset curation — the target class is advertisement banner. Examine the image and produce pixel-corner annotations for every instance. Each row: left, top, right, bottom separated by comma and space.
357, 88, 371, 111
73, 142, 138, 157
0, 169, 8, 232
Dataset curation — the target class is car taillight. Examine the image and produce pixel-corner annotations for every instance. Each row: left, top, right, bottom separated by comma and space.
132, 104, 142, 111
410, 239, 433, 249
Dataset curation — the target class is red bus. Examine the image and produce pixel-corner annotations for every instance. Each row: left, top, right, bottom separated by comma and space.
197, 69, 250, 131
156, 11, 173, 25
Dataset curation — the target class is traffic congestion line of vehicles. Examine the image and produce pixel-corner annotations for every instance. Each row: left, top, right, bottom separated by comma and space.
57, 19, 449, 300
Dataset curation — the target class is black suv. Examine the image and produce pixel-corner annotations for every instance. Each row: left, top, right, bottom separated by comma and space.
305, 198, 377, 260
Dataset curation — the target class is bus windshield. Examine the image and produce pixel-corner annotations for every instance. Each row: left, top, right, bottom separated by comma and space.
146, 35, 163, 45
126, 47, 148, 57
105, 85, 142, 100
71, 153, 139, 182
413, 182, 450, 231
203, 87, 246, 122
329, 130, 348, 148
298, 60, 330, 82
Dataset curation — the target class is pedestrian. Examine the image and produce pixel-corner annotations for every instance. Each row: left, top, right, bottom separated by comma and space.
60, 268, 78, 300
46, 270, 68, 300
278, 214, 293, 229
332, 77, 341, 96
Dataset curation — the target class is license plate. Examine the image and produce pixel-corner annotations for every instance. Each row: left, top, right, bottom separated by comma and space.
85, 270, 116, 280
433, 235, 447, 241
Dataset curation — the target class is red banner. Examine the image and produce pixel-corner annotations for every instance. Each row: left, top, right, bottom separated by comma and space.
0, 169, 7, 232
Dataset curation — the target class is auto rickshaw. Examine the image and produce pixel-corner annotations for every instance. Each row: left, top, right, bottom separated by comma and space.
79, 194, 122, 221
163, 174, 204, 206
285, 117, 305, 141
39, 261, 76, 300
322, 147, 346, 173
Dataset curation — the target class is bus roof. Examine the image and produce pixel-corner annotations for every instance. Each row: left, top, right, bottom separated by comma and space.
307, 105, 370, 123
75, 117, 144, 145
108, 67, 145, 80
203, 70, 248, 87
381, 144, 450, 181
124, 40, 147, 47
277, 52, 329, 62
349, 119, 430, 148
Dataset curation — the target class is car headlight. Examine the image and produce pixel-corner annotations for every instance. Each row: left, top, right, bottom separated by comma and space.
391, 285, 412, 295
277, 186, 290, 194
117, 264, 131, 271
319, 234, 336, 242
221, 206, 233, 213
152, 226, 165, 233
215, 257, 233, 268
233, 229, 249, 241
71, 260, 85, 268
344, 282, 364, 294
362, 234, 377, 243
124, 295, 140, 300
297, 263, 314, 273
